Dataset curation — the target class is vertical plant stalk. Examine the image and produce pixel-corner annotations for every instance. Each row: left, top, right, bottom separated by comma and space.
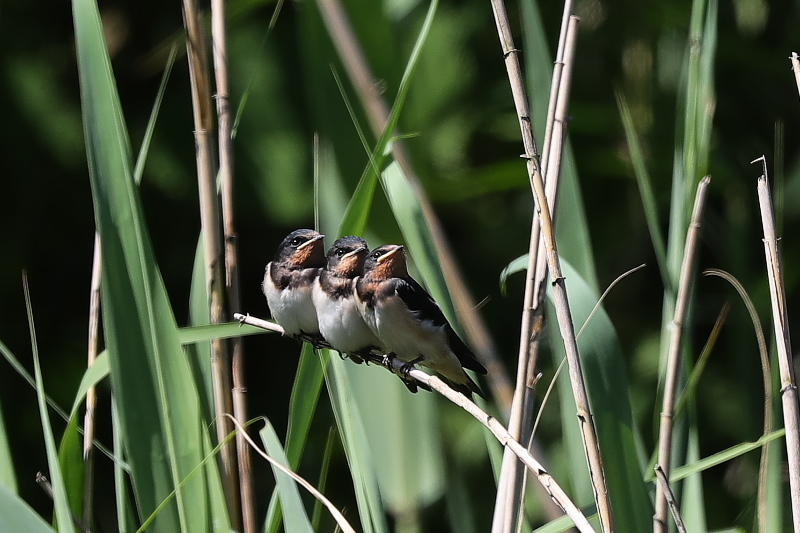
791, 53, 800, 97
180, 0, 240, 527
654, 466, 687, 533
757, 172, 800, 531
211, 0, 256, 532
653, 176, 711, 533
493, 11, 578, 533
81, 233, 102, 528
316, 0, 515, 409
489, 1, 614, 531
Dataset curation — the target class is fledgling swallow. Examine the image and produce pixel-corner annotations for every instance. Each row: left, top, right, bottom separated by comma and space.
263, 229, 326, 345
355, 244, 487, 398
312, 236, 382, 364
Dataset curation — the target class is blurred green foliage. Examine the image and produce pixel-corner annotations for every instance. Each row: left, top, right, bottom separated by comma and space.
2, 0, 800, 531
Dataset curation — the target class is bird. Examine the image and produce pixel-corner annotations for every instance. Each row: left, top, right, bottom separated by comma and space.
262, 229, 327, 345
312, 236, 382, 364
355, 244, 487, 398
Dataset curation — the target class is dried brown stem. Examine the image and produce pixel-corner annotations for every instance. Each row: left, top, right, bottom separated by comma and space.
494, 10, 579, 533
791, 53, 800, 99
180, 0, 239, 526
654, 465, 687, 533
210, 0, 255, 531
756, 168, 800, 531
82, 234, 102, 528
315, 0, 514, 410
489, 0, 614, 530
653, 176, 711, 533
234, 313, 596, 533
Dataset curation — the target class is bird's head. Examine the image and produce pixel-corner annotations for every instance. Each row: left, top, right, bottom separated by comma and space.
363, 244, 407, 280
326, 236, 369, 277
274, 229, 326, 268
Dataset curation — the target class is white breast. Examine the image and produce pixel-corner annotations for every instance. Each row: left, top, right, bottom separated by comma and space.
263, 264, 319, 336
313, 279, 381, 353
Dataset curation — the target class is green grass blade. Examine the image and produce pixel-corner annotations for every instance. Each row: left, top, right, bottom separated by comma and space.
259, 421, 314, 533
72, 0, 228, 529
133, 44, 177, 184
69, 351, 109, 416
616, 90, 670, 291
112, 398, 137, 533
24, 284, 76, 533
0, 483, 56, 533
0, 396, 15, 493
311, 426, 336, 530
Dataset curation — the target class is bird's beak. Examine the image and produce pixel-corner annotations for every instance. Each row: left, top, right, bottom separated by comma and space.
377, 245, 403, 264
342, 246, 368, 260
297, 234, 325, 250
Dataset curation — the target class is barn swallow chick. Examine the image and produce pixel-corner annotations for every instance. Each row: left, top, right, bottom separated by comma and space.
355, 245, 487, 398
263, 229, 327, 346
312, 236, 382, 364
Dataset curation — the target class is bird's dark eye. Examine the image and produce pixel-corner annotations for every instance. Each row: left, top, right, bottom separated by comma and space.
371, 251, 381, 259
336, 248, 346, 257
290, 237, 302, 247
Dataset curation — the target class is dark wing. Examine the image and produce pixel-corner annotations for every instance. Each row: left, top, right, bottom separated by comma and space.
395, 277, 487, 375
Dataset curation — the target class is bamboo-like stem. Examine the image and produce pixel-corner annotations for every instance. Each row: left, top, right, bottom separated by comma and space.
315, 0, 515, 410
653, 465, 687, 533
489, 0, 614, 530
180, 0, 240, 527
653, 176, 711, 533
493, 12, 578, 533
756, 170, 800, 531
790, 53, 800, 98
234, 313, 596, 533
37, 473, 91, 533
210, 1, 256, 531
81, 233, 102, 528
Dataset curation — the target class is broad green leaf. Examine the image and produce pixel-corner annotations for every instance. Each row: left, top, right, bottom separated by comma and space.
72, 0, 228, 529
0, 483, 56, 533
57, 412, 85, 524
547, 259, 651, 532
259, 421, 314, 533
69, 350, 110, 417
0, 395, 15, 493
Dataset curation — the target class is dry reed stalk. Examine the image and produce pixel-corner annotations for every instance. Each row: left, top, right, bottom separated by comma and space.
489, 0, 614, 529
756, 170, 800, 531
493, 11, 579, 533
233, 313, 596, 533
653, 176, 711, 533
180, 0, 240, 526
210, 1, 255, 531
653, 465, 687, 533
81, 233, 102, 528
791, 53, 800, 98
315, 0, 514, 410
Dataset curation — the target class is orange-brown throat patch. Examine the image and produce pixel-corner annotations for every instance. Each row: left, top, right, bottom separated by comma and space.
336, 253, 366, 278
289, 240, 324, 268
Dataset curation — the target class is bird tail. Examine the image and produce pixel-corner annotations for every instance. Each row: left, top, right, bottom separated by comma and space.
441, 372, 486, 400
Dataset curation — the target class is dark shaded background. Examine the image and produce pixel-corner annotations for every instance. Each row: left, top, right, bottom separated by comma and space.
2, 0, 800, 530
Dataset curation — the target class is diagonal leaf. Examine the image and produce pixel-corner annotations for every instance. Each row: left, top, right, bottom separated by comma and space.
0, 395, 15, 494
0, 483, 56, 533
72, 0, 228, 530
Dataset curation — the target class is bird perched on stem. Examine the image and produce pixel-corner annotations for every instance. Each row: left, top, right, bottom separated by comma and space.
262, 229, 326, 346
313, 236, 382, 364
355, 244, 487, 398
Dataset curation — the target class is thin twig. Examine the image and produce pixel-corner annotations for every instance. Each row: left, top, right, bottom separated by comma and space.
235, 313, 596, 533
755, 162, 800, 531
180, 0, 239, 526
653, 176, 711, 533
82, 234, 102, 528
315, 0, 514, 410
790, 53, 800, 100
702, 268, 772, 532
489, 1, 614, 530
494, 8, 576, 533
224, 416, 358, 533
653, 465, 687, 533
210, 0, 255, 530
